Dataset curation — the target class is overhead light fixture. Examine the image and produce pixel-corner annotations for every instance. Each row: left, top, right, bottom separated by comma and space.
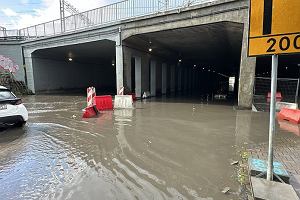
68, 57, 73, 62
194, 64, 196, 67
179, 59, 182, 63
285, 67, 288, 70
202, 67, 205, 70
148, 48, 152, 52
208, 69, 211, 72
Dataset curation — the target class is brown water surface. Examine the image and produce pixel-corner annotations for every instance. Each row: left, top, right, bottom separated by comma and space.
0, 95, 298, 200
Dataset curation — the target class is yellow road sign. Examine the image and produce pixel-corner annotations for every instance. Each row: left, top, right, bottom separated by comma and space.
248, 0, 300, 56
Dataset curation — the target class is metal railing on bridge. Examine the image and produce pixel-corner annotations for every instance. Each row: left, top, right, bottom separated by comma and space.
0, 0, 214, 41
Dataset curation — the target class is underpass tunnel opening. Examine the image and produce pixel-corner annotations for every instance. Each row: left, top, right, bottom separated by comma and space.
31, 40, 116, 95
123, 22, 244, 103
255, 54, 300, 103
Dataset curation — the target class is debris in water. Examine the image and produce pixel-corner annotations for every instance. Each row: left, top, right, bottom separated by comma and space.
222, 187, 230, 194
231, 160, 239, 165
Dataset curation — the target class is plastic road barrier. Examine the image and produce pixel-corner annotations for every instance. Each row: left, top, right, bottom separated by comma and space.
94, 95, 113, 110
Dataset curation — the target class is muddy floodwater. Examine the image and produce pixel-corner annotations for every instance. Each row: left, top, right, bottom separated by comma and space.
0, 95, 299, 200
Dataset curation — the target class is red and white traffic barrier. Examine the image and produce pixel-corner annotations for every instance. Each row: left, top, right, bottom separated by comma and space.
87, 87, 96, 107
83, 87, 98, 118
118, 86, 124, 95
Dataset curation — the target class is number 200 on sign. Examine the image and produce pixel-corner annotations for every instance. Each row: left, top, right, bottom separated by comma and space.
266, 34, 300, 53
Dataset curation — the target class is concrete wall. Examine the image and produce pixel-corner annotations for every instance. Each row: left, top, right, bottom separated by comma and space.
32, 57, 115, 92
0, 43, 25, 83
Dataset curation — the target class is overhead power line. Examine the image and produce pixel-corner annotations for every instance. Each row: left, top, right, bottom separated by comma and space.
59, 0, 92, 32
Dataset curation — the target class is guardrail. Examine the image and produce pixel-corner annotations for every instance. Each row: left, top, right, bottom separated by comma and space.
0, 0, 214, 41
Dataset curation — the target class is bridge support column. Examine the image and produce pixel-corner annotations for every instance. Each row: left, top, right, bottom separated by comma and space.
134, 56, 142, 98
150, 60, 156, 97
189, 68, 192, 92
116, 30, 124, 93
170, 65, 175, 94
162, 63, 167, 95
184, 68, 188, 92
141, 56, 150, 96
123, 46, 132, 92
177, 67, 182, 93
23, 50, 35, 93
238, 21, 256, 108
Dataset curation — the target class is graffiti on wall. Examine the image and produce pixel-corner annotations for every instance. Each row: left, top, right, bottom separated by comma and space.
0, 55, 19, 73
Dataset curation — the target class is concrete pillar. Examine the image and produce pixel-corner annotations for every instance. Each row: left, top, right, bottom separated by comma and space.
116, 30, 124, 93
123, 46, 132, 92
150, 60, 156, 96
141, 55, 150, 94
184, 68, 188, 92
189, 68, 192, 91
177, 67, 182, 92
156, 62, 162, 95
235, 110, 252, 146
171, 65, 175, 93
141, 54, 150, 94
162, 63, 167, 95
238, 20, 256, 108
24, 50, 35, 93
135, 56, 142, 98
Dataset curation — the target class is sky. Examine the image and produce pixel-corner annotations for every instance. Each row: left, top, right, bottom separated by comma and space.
0, 0, 119, 29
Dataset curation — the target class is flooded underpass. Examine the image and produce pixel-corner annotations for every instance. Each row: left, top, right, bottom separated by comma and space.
1, 95, 300, 200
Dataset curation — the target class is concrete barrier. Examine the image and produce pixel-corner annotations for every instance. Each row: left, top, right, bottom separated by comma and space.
276, 102, 298, 111
114, 95, 133, 109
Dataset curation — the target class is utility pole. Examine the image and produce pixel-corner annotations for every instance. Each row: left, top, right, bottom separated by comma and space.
59, 0, 92, 33
59, 0, 65, 33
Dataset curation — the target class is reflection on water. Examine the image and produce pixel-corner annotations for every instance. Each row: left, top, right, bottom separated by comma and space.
2, 95, 298, 199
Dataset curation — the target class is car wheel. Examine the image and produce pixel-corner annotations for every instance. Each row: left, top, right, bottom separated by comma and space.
16, 122, 26, 127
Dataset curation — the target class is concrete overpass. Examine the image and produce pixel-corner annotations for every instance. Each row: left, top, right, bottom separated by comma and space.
0, 0, 257, 108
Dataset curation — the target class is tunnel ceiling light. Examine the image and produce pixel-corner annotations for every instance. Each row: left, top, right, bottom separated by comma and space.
68, 57, 73, 62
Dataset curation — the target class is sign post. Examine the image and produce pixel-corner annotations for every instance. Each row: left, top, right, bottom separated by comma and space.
249, 0, 300, 181
266, 55, 278, 181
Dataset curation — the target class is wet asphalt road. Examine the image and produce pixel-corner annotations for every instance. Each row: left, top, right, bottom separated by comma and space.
0, 95, 298, 200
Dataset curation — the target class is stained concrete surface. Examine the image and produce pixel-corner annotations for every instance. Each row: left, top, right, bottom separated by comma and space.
0, 95, 300, 200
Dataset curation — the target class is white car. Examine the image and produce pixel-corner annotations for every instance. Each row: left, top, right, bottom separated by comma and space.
0, 86, 28, 127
